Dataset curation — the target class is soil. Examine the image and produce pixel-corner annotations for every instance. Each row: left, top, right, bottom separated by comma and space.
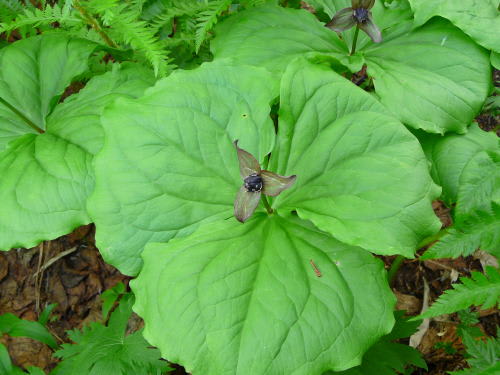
1, 199, 498, 374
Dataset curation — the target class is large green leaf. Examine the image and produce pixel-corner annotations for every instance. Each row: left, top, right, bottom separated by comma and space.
271, 59, 441, 257
0, 44, 155, 251
420, 124, 499, 206
87, 62, 277, 275
0, 35, 94, 151
327, 311, 426, 375
132, 214, 396, 375
212, 4, 491, 134
364, 18, 491, 134
408, 0, 500, 53
211, 5, 352, 74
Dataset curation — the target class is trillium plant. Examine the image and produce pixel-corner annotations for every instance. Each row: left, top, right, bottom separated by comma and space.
0, 0, 498, 374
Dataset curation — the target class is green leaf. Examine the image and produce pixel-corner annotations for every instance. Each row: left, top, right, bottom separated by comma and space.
0, 35, 95, 151
327, 311, 427, 375
211, 5, 353, 74
421, 205, 500, 260
38, 303, 57, 326
450, 330, 500, 375
420, 124, 499, 205
212, 5, 491, 134
100, 282, 126, 320
455, 150, 500, 219
0, 313, 57, 349
364, 18, 491, 134
88, 62, 277, 275
0, 343, 13, 375
492, 51, 500, 69
131, 214, 396, 375
408, 0, 500, 53
0, 58, 155, 251
416, 266, 500, 319
272, 58, 441, 257
53, 293, 170, 375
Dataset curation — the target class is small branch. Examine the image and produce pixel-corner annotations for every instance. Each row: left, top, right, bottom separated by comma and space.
261, 195, 273, 215
33, 246, 78, 277
73, 0, 118, 49
0, 96, 44, 134
350, 25, 360, 55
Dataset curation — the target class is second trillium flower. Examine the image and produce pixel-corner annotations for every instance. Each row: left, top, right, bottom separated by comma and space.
326, 0, 382, 43
234, 142, 296, 223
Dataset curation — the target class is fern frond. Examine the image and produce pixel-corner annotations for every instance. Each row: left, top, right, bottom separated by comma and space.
422, 205, 500, 260
108, 8, 173, 76
149, 0, 205, 32
0, 3, 79, 34
417, 266, 500, 319
194, 0, 231, 52
0, 0, 23, 21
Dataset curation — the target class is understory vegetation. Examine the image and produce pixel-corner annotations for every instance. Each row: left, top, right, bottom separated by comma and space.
0, 0, 498, 374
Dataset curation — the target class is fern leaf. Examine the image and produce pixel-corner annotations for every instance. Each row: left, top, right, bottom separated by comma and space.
449, 330, 500, 375
422, 204, 500, 260
108, 8, 173, 76
0, 3, 79, 34
0, 0, 23, 21
194, 0, 231, 52
417, 266, 500, 319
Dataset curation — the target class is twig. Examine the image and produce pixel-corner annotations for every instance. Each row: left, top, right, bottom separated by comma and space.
33, 246, 78, 277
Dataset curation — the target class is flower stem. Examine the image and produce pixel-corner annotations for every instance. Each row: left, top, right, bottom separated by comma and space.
262, 195, 273, 215
0, 96, 44, 134
350, 25, 360, 55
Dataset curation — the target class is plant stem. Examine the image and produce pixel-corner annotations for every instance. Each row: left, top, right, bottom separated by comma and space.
388, 255, 405, 285
262, 195, 273, 215
73, 0, 118, 49
0, 96, 44, 134
417, 228, 448, 249
350, 25, 360, 55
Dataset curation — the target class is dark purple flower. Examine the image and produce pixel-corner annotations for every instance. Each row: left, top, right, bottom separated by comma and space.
326, 0, 382, 43
234, 142, 296, 223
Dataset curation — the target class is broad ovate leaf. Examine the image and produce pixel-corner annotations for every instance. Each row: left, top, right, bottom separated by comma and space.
132, 215, 395, 375
420, 124, 499, 206
88, 62, 277, 275
211, 5, 351, 74
455, 149, 500, 219
0, 35, 94, 151
364, 18, 491, 134
212, 4, 491, 134
408, 0, 500, 53
0, 57, 154, 250
271, 59, 441, 257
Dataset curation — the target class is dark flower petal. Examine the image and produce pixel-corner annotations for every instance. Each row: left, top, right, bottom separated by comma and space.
359, 14, 382, 43
351, 0, 361, 8
261, 170, 297, 197
326, 7, 356, 32
234, 186, 261, 223
354, 0, 375, 10
234, 141, 261, 179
